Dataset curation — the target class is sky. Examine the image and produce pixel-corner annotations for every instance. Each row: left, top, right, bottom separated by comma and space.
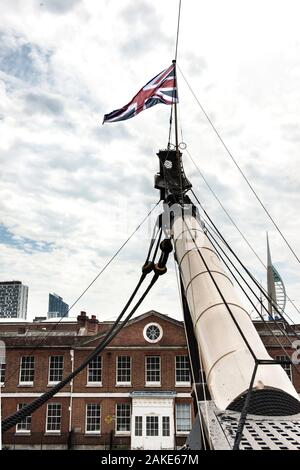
1, 0, 300, 323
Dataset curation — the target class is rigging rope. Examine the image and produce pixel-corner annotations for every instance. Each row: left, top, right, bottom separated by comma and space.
178, 65, 300, 268
188, 172, 300, 323
2, 236, 172, 433
2, 201, 161, 388
174, 0, 182, 61
192, 188, 300, 339
204, 223, 300, 377
187, 153, 300, 319
173, 258, 209, 449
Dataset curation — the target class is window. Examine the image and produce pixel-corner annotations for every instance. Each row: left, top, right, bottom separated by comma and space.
143, 323, 163, 343
48, 356, 64, 384
87, 356, 102, 384
146, 356, 160, 384
116, 356, 131, 384
19, 356, 34, 384
135, 416, 143, 436
86, 404, 101, 434
0, 363, 5, 384
162, 416, 170, 436
16, 404, 31, 433
116, 403, 131, 433
146, 416, 159, 436
176, 403, 191, 433
275, 355, 292, 380
175, 356, 190, 384
46, 403, 62, 433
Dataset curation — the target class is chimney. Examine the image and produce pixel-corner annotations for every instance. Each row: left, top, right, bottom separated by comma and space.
77, 311, 88, 326
88, 314, 99, 334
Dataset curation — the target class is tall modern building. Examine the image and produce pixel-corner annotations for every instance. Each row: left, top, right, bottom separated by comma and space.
48, 293, 69, 319
0, 281, 28, 319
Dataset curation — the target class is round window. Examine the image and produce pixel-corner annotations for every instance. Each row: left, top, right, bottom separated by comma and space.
143, 323, 163, 343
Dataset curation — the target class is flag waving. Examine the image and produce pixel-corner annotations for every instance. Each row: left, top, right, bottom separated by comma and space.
103, 63, 178, 124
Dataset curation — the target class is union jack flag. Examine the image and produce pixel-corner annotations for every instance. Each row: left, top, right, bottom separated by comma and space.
103, 64, 178, 124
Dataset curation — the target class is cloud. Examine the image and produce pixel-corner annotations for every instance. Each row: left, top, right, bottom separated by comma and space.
120, 0, 172, 57
0, 0, 299, 326
39, 0, 82, 15
0, 38, 52, 85
24, 91, 64, 115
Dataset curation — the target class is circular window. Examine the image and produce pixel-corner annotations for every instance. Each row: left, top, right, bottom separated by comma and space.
143, 323, 163, 343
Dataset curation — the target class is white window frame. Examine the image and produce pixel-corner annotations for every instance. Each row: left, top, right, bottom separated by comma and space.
175, 355, 191, 387
48, 355, 64, 385
143, 322, 163, 343
175, 403, 191, 435
87, 356, 102, 387
115, 403, 131, 435
134, 416, 143, 437
0, 363, 5, 386
85, 403, 101, 434
45, 403, 62, 434
16, 403, 31, 434
162, 416, 170, 437
116, 356, 132, 386
19, 356, 35, 386
146, 415, 159, 437
145, 356, 161, 386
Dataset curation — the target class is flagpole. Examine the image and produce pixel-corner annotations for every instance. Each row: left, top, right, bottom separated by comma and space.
172, 60, 179, 153
172, 59, 183, 200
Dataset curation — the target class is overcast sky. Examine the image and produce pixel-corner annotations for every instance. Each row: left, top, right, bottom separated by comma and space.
1, 0, 300, 323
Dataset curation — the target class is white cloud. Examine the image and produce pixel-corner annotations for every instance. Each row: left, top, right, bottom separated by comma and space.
0, 0, 300, 324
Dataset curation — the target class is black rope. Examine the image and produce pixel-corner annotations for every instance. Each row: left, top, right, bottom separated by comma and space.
178, 65, 300, 267
233, 363, 258, 450
191, 189, 300, 336
187, 157, 300, 320
2, 201, 160, 388
180, 216, 258, 361
2, 274, 155, 433
2, 238, 172, 433
204, 226, 300, 379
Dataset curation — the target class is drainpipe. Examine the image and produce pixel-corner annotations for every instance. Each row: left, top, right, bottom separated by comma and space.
69, 350, 74, 433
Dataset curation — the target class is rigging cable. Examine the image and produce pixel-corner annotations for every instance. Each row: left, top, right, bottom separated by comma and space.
185, 149, 300, 319
190, 183, 300, 326
2, 236, 172, 433
173, 258, 209, 449
2, 201, 161, 388
203, 220, 300, 376
174, 0, 182, 62
191, 188, 300, 340
177, 65, 300, 267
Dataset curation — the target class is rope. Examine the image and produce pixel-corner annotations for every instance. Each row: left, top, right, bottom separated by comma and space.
180, 216, 258, 360
2, 273, 160, 433
204, 224, 300, 379
2, 201, 160, 388
190, 183, 300, 325
178, 65, 300, 267
173, 258, 208, 450
192, 189, 300, 341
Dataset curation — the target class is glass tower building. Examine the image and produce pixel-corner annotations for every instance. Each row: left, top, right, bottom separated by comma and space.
48, 293, 69, 319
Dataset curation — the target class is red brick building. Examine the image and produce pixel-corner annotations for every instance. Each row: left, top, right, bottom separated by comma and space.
1, 313, 299, 450
0, 311, 193, 450
253, 320, 300, 392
